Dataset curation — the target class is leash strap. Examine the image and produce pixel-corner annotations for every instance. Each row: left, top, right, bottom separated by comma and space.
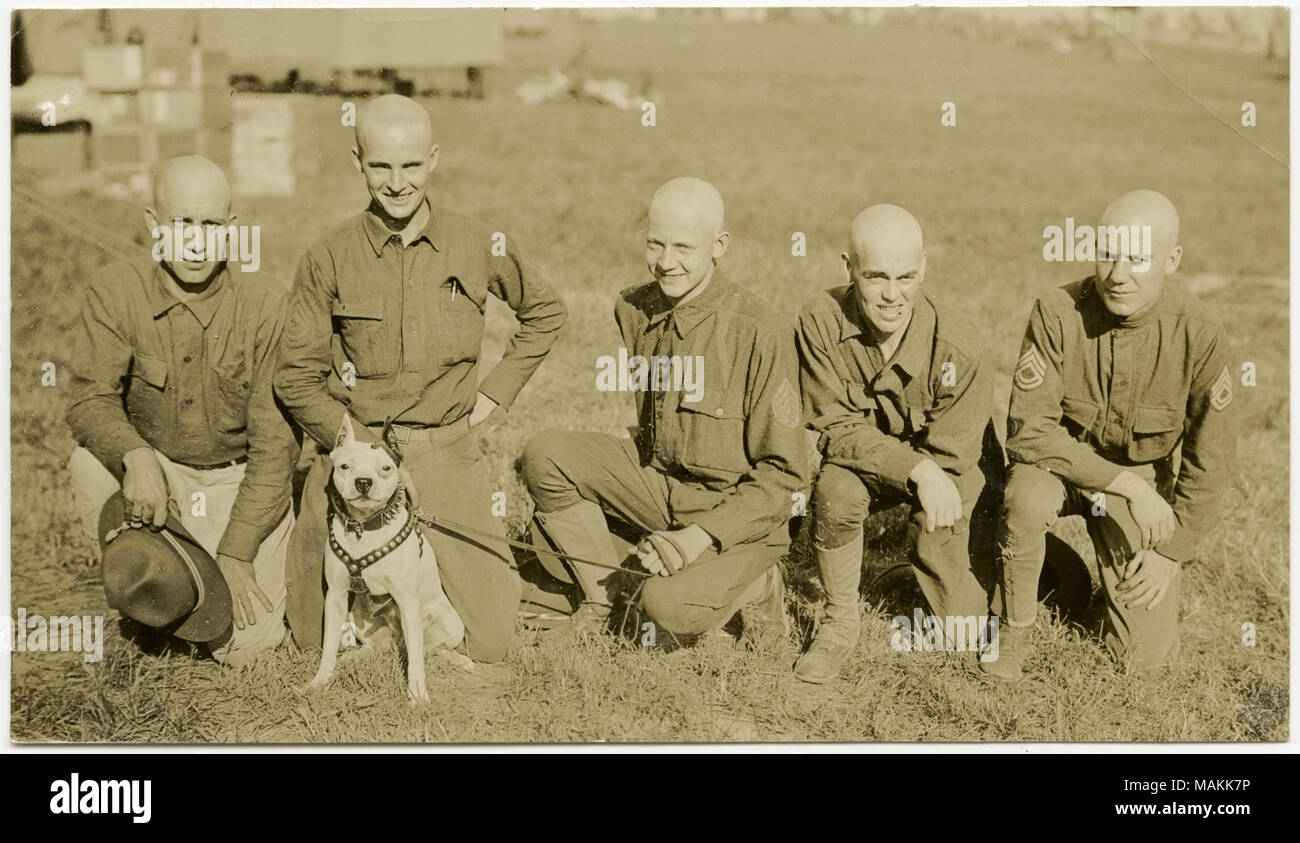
409, 507, 653, 580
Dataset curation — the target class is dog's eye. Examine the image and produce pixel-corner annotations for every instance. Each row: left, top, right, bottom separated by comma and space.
339, 464, 350, 471
380, 465, 393, 473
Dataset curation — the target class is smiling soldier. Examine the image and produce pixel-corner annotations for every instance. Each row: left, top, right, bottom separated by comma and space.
65, 155, 297, 667
794, 204, 997, 684
275, 95, 567, 662
521, 177, 808, 648
983, 189, 1237, 681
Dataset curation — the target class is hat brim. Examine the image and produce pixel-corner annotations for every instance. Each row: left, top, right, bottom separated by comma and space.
99, 491, 233, 643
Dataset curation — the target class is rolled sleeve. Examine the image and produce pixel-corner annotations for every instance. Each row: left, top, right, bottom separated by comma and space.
478, 232, 568, 409
690, 322, 809, 550
65, 279, 151, 479
1158, 327, 1236, 563
1006, 299, 1123, 491
218, 295, 300, 562
797, 300, 922, 493
273, 251, 352, 450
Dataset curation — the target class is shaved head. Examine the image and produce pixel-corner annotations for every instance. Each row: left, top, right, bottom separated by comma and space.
146, 155, 233, 286
649, 177, 726, 238
848, 204, 925, 270
355, 94, 434, 154
1098, 188, 1181, 259
153, 155, 231, 219
352, 94, 439, 226
843, 204, 927, 346
1093, 189, 1182, 318
645, 177, 730, 301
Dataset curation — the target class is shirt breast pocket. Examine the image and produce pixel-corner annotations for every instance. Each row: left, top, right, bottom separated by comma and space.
845, 381, 874, 413
439, 275, 487, 367
1127, 405, 1183, 463
332, 297, 394, 378
676, 385, 748, 480
1061, 396, 1099, 440
126, 354, 168, 439
212, 363, 252, 435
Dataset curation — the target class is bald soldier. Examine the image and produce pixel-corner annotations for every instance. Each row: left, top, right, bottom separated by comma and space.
983, 190, 1236, 680
522, 178, 808, 647
794, 204, 996, 684
275, 95, 567, 662
66, 155, 298, 667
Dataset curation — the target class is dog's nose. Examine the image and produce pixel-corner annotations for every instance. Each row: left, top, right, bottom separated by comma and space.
354, 477, 373, 495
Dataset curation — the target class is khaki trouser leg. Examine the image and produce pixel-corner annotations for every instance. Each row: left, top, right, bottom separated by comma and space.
532, 500, 623, 608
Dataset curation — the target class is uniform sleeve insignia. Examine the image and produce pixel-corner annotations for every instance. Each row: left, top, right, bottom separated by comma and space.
772, 378, 801, 428
1013, 344, 1047, 391
1210, 365, 1233, 411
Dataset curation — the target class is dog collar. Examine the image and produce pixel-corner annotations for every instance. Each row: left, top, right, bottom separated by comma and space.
328, 483, 407, 541
328, 510, 417, 595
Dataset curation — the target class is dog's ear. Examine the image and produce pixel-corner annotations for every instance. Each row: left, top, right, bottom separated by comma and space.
334, 414, 356, 450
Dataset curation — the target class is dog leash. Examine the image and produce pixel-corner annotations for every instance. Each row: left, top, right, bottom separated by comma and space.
408, 506, 654, 580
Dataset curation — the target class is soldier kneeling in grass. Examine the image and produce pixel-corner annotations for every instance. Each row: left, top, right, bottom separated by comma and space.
984, 190, 1236, 681
794, 204, 999, 684
65, 155, 298, 668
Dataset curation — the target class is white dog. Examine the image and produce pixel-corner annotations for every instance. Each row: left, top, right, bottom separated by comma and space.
307, 415, 470, 703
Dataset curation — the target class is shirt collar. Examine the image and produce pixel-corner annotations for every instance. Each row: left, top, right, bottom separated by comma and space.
361, 199, 440, 256
148, 263, 229, 328
835, 287, 935, 378
647, 269, 730, 338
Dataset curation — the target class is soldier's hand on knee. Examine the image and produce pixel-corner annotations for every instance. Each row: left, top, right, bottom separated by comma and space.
910, 459, 962, 533
635, 538, 668, 576
1116, 549, 1179, 610
1126, 482, 1177, 550
638, 525, 713, 575
122, 447, 170, 530
216, 553, 272, 630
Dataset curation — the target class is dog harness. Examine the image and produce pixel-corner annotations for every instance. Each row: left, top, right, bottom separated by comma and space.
327, 493, 419, 595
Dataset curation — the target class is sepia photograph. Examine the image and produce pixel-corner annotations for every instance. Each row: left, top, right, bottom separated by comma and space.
6, 3, 1290, 745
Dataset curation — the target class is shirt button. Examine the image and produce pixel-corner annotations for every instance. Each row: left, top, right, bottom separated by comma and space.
715, 408, 724, 416
183, 356, 193, 363
184, 398, 194, 406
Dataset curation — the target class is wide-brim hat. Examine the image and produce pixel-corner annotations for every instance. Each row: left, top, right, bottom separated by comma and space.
98, 491, 233, 643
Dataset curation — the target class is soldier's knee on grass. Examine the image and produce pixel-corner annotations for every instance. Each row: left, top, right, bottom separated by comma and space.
640, 579, 715, 639
812, 464, 872, 548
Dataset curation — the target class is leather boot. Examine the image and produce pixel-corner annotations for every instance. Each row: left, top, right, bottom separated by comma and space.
794, 533, 864, 684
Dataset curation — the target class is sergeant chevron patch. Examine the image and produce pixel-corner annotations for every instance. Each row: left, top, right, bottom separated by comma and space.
1210, 365, 1233, 411
1014, 344, 1047, 391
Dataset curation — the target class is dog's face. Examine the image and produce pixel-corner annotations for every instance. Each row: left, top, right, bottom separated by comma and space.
329, 415, 401, 517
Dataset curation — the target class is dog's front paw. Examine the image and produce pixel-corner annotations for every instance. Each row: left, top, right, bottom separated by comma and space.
407, 678, 431, 705
301, 670, 334, 694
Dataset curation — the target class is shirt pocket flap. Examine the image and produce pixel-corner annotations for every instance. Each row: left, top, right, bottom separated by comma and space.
845, 382, 873, 412
132, 355, 167, 389
447, 274, 488, 312
331, 298, 383, 320
1132, 405, 1181, 434
1061, 396, 1099, 429
679, 384, 745, 419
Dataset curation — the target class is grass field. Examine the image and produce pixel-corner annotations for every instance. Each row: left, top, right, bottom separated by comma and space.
9, 12, 1290, 742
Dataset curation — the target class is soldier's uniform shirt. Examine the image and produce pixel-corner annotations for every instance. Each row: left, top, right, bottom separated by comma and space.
273, 201, 566, 660
274, 201, 567, 447
1006, 277, 1236, 562
797, 287, 993, 499
65, 259, 297, 563
614, 272, 809, 550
